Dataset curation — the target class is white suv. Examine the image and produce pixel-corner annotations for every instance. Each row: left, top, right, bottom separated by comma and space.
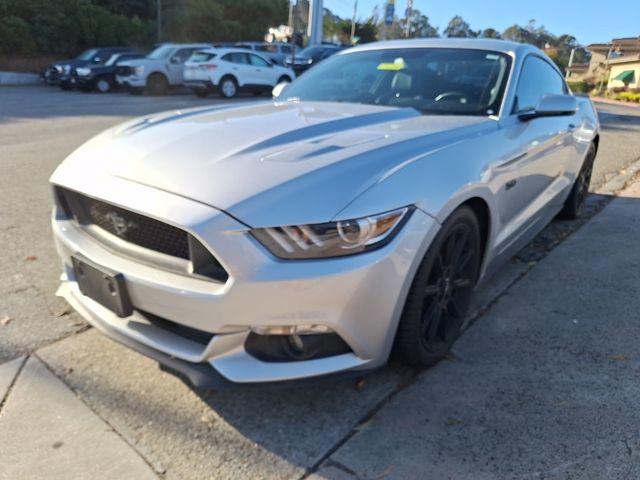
116, 43, 211, 95
183, 48, 295, 98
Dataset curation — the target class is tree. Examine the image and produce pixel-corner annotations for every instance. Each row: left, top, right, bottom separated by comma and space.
480, 28, 501, 39
400, 9, 438, 38
444, 15, 477, 38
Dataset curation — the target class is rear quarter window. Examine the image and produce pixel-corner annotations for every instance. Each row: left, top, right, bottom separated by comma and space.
190, 52, 217, 63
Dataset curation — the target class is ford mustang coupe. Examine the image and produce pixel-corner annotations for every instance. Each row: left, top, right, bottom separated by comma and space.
50, 39, 599, 387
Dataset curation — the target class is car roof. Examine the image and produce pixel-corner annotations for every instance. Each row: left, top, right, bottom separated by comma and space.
343, 38, 538, 57
193, 47, 269, 56
156, 43, 212, 48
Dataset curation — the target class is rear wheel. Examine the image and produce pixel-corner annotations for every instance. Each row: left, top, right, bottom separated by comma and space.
219, 76, 237, 98
558, 142, 596, 220
394, 206, 481, 368
146, 73, 168, 95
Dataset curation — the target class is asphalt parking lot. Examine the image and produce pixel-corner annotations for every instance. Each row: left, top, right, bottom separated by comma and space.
1, 86, 640, 479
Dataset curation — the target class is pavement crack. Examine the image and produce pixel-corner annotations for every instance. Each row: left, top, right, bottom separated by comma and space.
623, 438, 633, 456
33, 352, 162, 479
298, 370, 419, 480
0, 355, 29, 415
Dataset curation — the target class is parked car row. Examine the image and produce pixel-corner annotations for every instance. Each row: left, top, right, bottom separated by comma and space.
43, 42, 345, 97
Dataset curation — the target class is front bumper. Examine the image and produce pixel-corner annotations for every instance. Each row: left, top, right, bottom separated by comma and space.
116, 75, 146, 89
51, 175, 437, 385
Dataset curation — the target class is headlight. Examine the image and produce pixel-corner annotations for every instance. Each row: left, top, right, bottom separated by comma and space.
53, 64, 63, 73
306, 58, 314, 64
63, 65, 71, 75
75, 67, 90, 76
134, 66, 144, 76
251, 207, 412, 259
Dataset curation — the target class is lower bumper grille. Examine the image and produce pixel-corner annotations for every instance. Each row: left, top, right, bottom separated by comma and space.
57, 187, 228, 282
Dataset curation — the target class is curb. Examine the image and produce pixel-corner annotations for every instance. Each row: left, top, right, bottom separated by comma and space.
0, 71, 41, 86
592, 97, 640, 109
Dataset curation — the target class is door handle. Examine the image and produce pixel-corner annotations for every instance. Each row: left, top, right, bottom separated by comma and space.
567, 123, 577, 131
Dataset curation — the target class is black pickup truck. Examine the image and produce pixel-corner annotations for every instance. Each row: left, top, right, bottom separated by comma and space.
71, 52, 144, 92
43, 47, 136, 88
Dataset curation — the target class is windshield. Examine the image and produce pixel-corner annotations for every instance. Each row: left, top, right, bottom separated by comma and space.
283, 48, 512, 116
76, 49, 98, 61
105, 54, 119, 66
147, 45, 174, 60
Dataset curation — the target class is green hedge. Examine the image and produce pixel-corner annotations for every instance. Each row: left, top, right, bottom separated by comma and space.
0, 1, 154, 56
615, 91, 640, 103
567, 80, 593, 94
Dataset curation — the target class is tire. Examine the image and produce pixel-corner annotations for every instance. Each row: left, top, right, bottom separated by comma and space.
94, 77, 112, 93
558, 142, 597, 220
218, 76, 237, 98
277, 75, 292, 84
394, 206, 482, 368
146, 73, 168, 95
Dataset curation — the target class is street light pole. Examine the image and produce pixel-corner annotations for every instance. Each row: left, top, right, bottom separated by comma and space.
156, 0, 162, 44
404, 0, 413, 38
350, 0, 357, 44
566, 47, 576, 79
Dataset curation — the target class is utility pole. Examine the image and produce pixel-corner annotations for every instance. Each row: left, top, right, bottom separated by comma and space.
156, 0, 162, 44
308, 0, 324, 46
288, 0, 294, 28
350, 0, 357, 44
566, 47, 576, 79
404, 0, 413, 38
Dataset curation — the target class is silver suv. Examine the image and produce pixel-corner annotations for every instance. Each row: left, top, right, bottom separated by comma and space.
115, 43, 211, 94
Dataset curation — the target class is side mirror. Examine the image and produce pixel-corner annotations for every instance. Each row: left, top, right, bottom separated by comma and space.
272, 81, 289, 98
170, 56, 181, 64
519, 94, 578, 121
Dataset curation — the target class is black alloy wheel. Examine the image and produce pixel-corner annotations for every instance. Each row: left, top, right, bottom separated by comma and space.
394, 206, 481, 368
558, 142, 597, 220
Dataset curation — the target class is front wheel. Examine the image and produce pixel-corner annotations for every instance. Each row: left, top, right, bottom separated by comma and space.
146, 73, 168, 95
558, 142, 596, 220
394, 206, 481, 368
94, 77, 112, 93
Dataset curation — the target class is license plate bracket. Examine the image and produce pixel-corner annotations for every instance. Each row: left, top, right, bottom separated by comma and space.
72, 255, 133, 318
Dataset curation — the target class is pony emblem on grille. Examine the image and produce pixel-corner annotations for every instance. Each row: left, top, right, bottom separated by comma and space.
105, 211, 137, 237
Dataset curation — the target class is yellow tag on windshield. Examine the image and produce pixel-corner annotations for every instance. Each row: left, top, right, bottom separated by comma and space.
377, 57, 406, 71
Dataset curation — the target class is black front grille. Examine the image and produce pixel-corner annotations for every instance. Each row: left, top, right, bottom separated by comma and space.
140, 310, 214, 346
83, 196, 190, 259
116, 65, 133, 76
57, 188, 228, 282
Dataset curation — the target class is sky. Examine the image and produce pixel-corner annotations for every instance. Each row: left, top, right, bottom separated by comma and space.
324, 0, 639, 46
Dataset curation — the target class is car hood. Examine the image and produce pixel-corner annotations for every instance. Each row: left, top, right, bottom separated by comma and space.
54, 101, 496, 227
51, 59, 91, 68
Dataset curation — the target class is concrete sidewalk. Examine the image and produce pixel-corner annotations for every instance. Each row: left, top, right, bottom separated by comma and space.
0, 181, 638, 480
314, 182, 640, 479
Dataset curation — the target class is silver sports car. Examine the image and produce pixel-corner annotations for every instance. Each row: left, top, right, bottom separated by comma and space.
50, 39, 599, 386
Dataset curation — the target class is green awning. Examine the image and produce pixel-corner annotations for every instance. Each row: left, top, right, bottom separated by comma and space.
613, 70, 635, 82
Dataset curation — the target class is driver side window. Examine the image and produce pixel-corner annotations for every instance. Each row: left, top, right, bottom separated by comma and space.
514, 56, 566, 113
171, 48, 196, 64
